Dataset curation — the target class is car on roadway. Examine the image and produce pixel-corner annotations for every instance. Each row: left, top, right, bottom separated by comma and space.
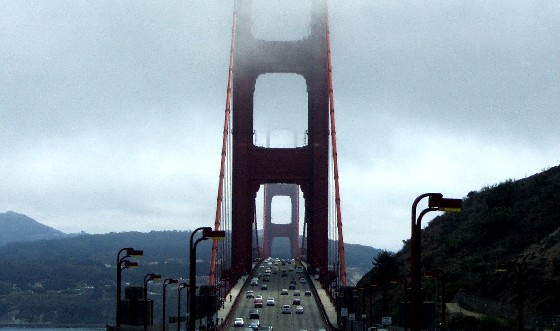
246, 290, 255, 298
254, 298, 263, 308
248, 320, 260, 330
266, 298, 275, 306
234, 317, 245, 327
292, 298, 301, 305
299, 277, 306, 283
280, 288, 288, 295
281, 305, 292, 314
304, 290, 312, 296
249, 310, 260, 320
295, 305, 304, 314
293, 290, 301, 296
260, 284, 268, 290
289, 283, 296, 290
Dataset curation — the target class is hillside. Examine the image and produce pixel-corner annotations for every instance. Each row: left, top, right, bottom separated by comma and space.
0, 218, 379, 325
0, 211, 66, 245
0, 229, 378, 290
359, 164, 560, 324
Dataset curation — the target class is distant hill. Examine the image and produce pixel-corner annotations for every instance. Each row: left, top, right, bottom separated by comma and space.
0, 225, 379, 325
0, 227, 378, 287
0, 211, 66, 246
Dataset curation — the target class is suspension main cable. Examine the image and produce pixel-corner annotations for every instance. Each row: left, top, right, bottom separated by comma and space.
325, 3, 347, 287
209, 3, 237, 286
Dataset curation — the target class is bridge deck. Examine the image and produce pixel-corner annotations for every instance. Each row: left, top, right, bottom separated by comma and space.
220, 259, 339, 331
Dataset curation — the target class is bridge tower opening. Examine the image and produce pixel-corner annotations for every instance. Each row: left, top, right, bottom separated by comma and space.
231, 0, 330, 281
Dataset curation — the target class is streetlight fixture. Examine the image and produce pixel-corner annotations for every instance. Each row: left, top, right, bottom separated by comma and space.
143, 273, 161, 331
116, 247, 143, 328
424, 269, 446, 331
410, 193, 461, 331
177, 283, 189, 331
188, 227, 225, 331
496, 262, 523, 331
162, 278, 179, 331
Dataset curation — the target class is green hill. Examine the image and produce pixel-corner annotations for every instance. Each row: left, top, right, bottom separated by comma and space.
358, 164, 560, 327
0, 224, 379, 325
0, 211, 66, 245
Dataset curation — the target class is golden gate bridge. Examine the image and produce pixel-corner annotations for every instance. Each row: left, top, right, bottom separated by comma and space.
206, 0, 347, 296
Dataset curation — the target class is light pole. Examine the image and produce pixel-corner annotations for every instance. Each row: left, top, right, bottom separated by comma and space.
411, 193, 461, 331
425, 269, 446, 331
162, 278, 178, 331
116, 247, 143, 328
390, 277, 408, 331
177, 283, 188, 331
496, 262, 523, 331
189, 227, 225, 331
367, 284, 377, 328
143, 273, 161, 331
360, 287, 366, 331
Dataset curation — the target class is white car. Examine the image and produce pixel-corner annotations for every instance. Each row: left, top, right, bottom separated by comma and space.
266, 298, 275, 306
281, 304, 292, 314
280, 289, 289, 295
234, 317, 244, 327
295, 305, 304, 314
246, 290, 255, 298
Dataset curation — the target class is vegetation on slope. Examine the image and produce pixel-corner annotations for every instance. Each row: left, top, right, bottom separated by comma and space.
358, 164, 560, 325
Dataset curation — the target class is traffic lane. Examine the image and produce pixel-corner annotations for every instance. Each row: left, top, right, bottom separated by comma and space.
227, 265, 327, 330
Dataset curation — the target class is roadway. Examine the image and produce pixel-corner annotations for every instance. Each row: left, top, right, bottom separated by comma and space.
225, 258, 328, 331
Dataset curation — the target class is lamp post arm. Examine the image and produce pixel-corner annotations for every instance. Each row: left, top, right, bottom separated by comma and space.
411, 193, 439, 226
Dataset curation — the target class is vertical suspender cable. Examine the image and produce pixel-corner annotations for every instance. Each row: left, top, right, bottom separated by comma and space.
253, 208, 259, 260
325, 3, 347, 287
209, 3, 237, 286
262, 184, 268, 256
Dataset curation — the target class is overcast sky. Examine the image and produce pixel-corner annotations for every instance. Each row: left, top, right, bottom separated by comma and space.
1, 1, 559, 252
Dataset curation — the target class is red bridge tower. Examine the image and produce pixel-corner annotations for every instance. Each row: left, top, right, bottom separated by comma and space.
231, 0, 330, 280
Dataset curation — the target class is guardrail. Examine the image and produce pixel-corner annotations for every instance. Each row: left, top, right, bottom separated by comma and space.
220, 263, 259, 329
303, 264, 344, 331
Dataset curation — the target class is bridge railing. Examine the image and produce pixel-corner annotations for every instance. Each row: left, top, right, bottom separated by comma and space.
302, 264, 344, 331
220, 262, 261, 329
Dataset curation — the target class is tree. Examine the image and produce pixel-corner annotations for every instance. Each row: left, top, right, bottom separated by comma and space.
371, 250, 399, 284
